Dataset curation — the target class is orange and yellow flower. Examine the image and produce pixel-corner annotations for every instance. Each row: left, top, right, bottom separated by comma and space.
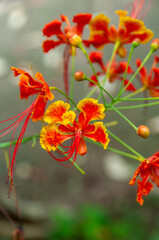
11, 67, 54, 121
0, 67, 54, 185
88, 51, 136, 91
86, 10, 153, 57
40, 98, 109, 164
42, 13, 92, 51
136, 56, 159, 97
42, 13, 92, 95
129, 152, 159, 205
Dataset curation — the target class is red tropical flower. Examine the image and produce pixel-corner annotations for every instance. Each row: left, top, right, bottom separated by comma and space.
85, 10, 153, 57
129, 152, 159, 205
42, 13, 92, 95
88, 51, 136, 91
136, 56, 159, 97
1, 67, 54, 186
40, 98, 109, 165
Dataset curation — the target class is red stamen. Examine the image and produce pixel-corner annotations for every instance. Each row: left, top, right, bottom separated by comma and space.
63, 46, 70, 98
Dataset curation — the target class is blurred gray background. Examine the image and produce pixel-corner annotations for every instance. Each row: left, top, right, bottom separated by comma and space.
0, 0, 159, 239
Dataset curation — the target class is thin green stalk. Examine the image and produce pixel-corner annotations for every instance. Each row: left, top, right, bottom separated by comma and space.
107, 130, 145, 161
110, 106, 137, 131
119, 97, 159, 101
58, 146, 85, 175
49, 87, 77, 108
118, 44, 135, 96
68, 158, 85, 175
79, 44, 107, 106
0, 134, 85, 175
102, 40, 120, 87
84, 85, 99, 98
107, 101, 159, 110
86, 133, 145, 161
85, 76, 114, 101
0, 134, 39, 148
70, 47, 75, 107
120, 86, 146, 100
119, 48, 154, 97
107, 146, 140, 160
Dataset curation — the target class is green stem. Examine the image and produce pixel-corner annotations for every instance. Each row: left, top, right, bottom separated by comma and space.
68, 158, 85, 175
119, 48, 154, 97
0, 133, 85, 175
85, 76, 114, 102
107, 101, 159, 110
120, 86, 146, 100
102, 40, 120, 87
86, 134, 144, 161
107, 146, 140, 160
79, 44, 107, 106
0, 134, 39, 148
110, 106, 137, 131
119, 97, 159, 101
118, 44, 135, 96
70, 47, 75, 107
50, 87, 77, 108
107, 129, 145, 161
58, 146, 85, 175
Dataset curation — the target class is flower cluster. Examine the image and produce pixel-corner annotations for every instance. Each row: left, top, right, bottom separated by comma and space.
1, 0, 159, 209
40, 98, 109, 164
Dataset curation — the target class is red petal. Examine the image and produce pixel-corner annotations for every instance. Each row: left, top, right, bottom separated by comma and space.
73, 13, 92, 35
136, 58, 147, 78
89, 51, 105, 70
42, 40, 63, 52
42, 19, 63, 37
31, 95, 48, 121
123, 79, 136, 91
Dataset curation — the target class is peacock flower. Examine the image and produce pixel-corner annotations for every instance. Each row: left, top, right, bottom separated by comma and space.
40, 98, 109, 164
88, 51, 136, 91
136, 56, 159, 97
0, 67, 54, 185
86, 10, 153, 57
42, 13, 92, 95
42, 13, 92, 51
129, 152, 159, 205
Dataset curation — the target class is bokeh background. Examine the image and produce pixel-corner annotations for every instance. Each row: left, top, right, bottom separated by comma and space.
0, 0, 159, 239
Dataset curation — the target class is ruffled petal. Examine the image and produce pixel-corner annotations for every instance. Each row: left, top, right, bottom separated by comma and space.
35, 72, 54, 100
88, 14, 111, 48
83, 122, 109, 149
44, 100, 76, 124
42, 19, 63, 37
129, 160, 147, 185
118, 11, 153, 43
77, 98, 105, 126
136, 179, 153, 205
42, 39, 64, 52
40, 124, 73, 152
73, 13, 92, 35
89, 51, 105, 70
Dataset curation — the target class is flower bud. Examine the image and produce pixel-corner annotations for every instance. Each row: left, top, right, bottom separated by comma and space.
137, 125, 150, 139
74, 71, 85, 81
66, 32, 82, 47
151, 39, 159, 51
132, 38, 140, 48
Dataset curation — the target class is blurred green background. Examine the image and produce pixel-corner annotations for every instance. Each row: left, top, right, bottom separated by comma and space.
0, 0, 159, 239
